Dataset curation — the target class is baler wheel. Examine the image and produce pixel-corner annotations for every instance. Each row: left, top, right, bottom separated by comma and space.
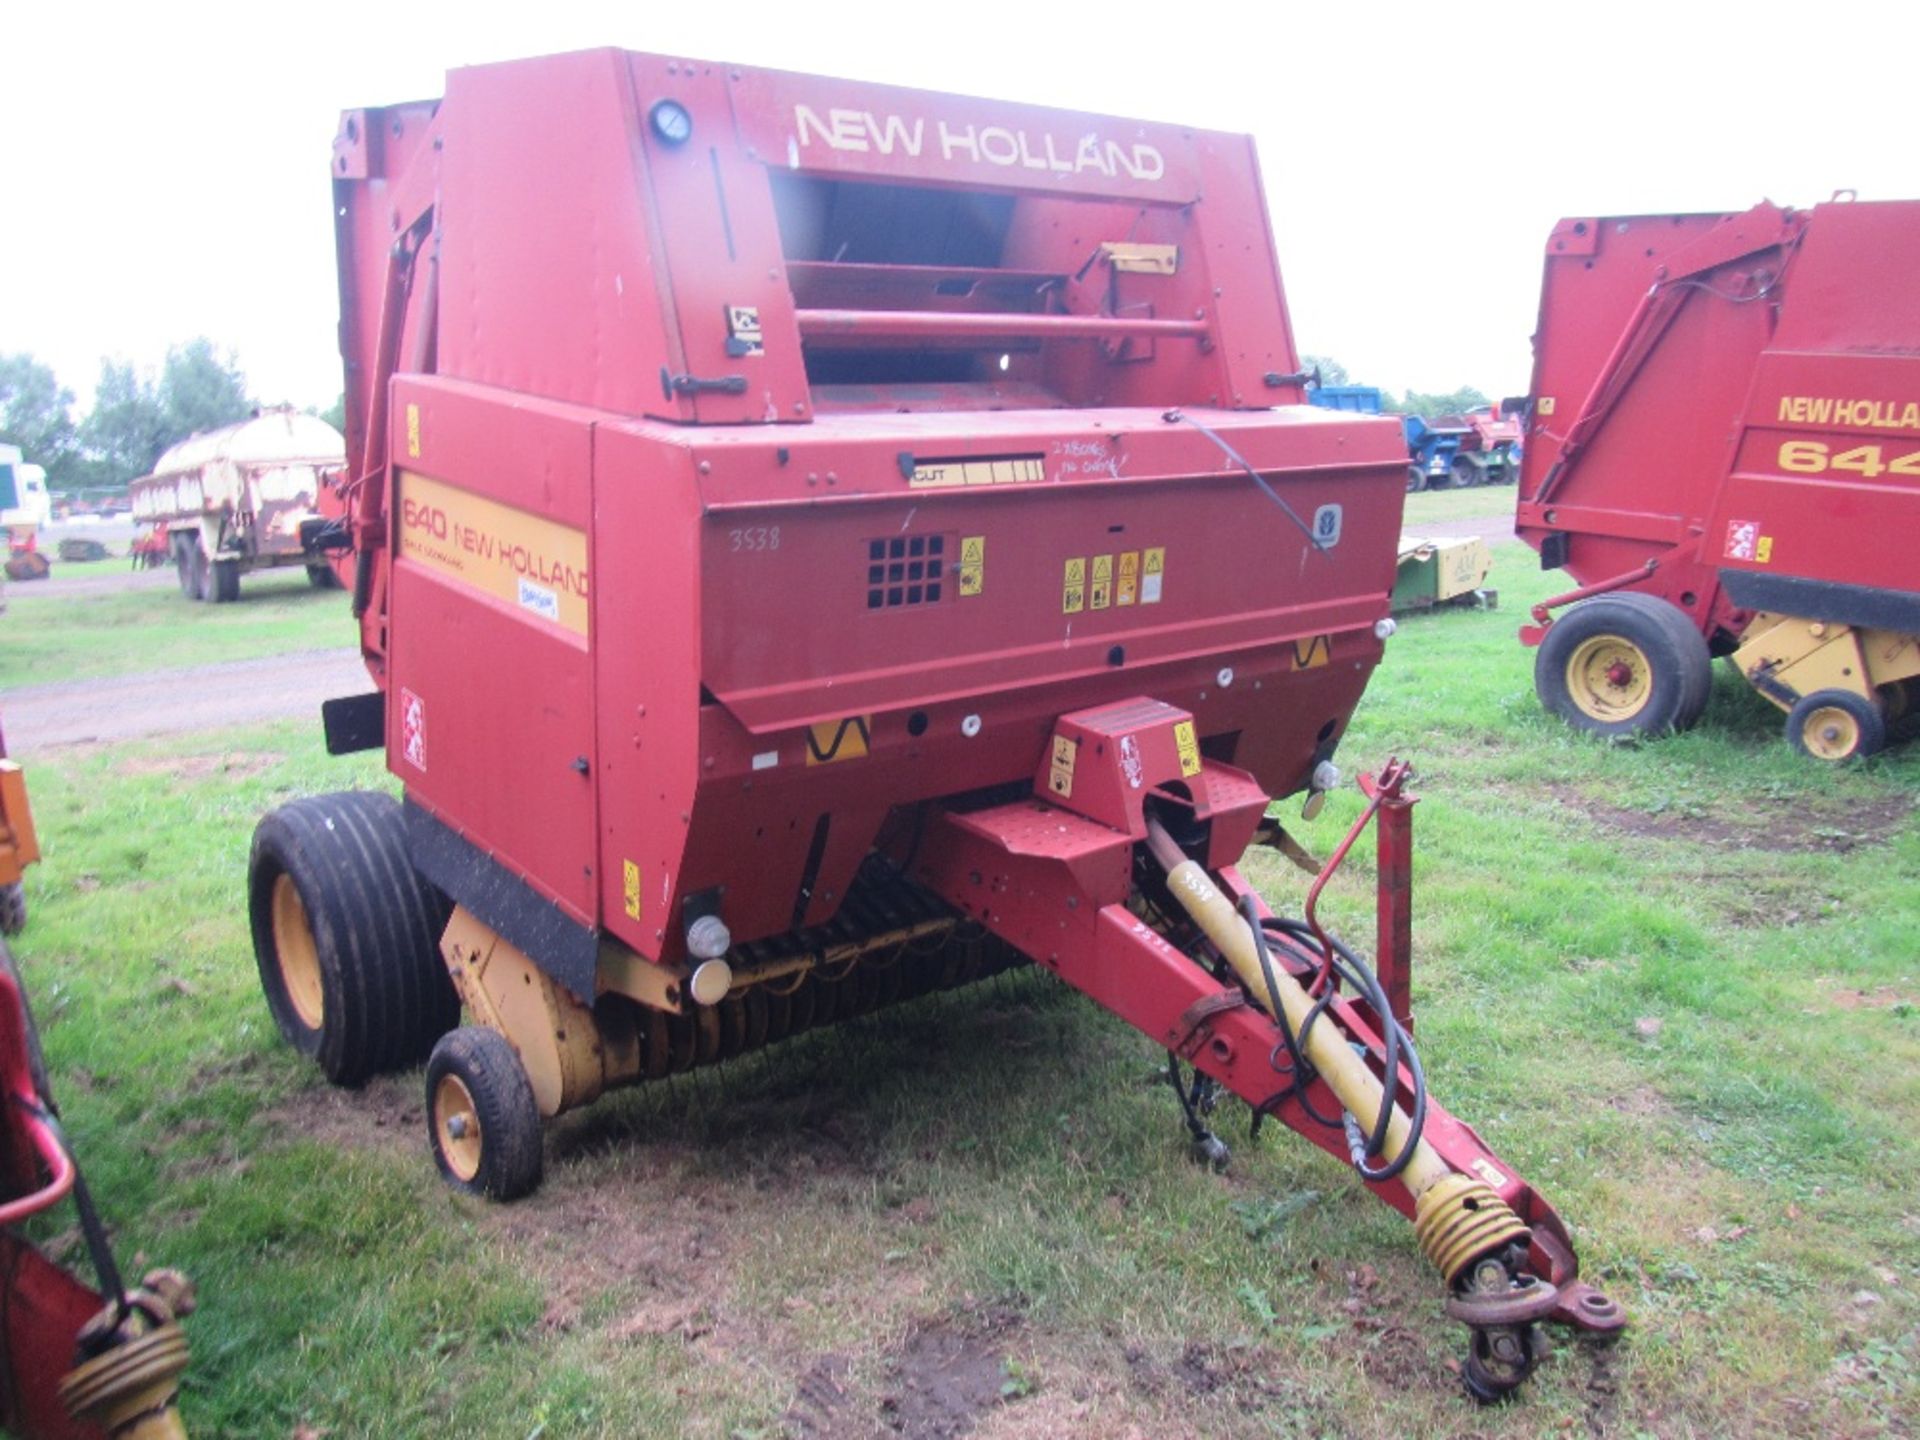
0, 881, 24, 937
1406, 465, 1427, 494
247, 791, 458, 1085
426, 1026, 543, 1200
1536, 595, 1710, 738
1787, 689, 1886, 762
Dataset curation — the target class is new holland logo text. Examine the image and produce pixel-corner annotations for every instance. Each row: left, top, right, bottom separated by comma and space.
792, 105, 1165, 182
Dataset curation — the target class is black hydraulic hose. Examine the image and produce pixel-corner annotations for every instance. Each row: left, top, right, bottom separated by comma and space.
1263, 915, 1428, 1185
1241, 895, 1343, 1130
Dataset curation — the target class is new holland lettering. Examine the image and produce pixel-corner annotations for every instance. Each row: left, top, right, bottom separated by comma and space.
1778, 394, 1920, 431
793, 103, 1164, 182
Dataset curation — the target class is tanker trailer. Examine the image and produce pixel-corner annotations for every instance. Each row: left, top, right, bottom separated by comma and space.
130, 408, 346, 603
249, 48, 1622, 1398
1515, 198, 1920, 758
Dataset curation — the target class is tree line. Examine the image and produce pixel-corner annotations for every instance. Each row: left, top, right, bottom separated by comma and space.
0, 343, 263, 496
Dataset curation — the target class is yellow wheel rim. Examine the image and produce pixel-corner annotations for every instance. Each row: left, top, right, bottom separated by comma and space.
1800, 705, 1861, 761
270, 873, 325, 1030
433, 1073, 484, 1182
1566, 635, 1653, 722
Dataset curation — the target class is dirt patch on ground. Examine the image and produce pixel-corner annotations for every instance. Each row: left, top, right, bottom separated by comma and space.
255, 1071, 422, 1161
783, 1305, 1021, 1440
1813, 980, 1914, 1011
1549, 784, 1912, 854
117, 750, 283, 783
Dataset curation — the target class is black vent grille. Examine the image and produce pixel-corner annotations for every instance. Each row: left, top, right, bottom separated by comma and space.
867, 534, 945, 610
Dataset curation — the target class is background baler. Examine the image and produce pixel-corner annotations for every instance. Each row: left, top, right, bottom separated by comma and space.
249, 47, 1621, 1398
1515, 198, 1920, 758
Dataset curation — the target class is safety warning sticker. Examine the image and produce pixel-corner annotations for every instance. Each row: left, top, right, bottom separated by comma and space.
1172, 719, 1201, 778
1724, 518, 1772, 563
1062, 556, 1086, 614
1142, 547, 1165, 604
1048, 734, 1076, 797
1090, 554, 1113, 610
623, 859, 642, 920
1117, 551, 1140, 605
960, 534, 985, 596
806, 715, 871, 765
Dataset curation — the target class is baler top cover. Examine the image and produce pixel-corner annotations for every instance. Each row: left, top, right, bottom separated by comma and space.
328, 49, 1407, 978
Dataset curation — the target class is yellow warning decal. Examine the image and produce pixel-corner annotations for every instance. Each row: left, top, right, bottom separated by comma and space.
960, 534, 985, 596
1116, 551, 1140, 606
1755, 536, 1774, 564
806, 715, 871, 765
1173, 720, 1201, 778
397, 470, 589, 636
622, 859, 642, 921
405, 402, 421, 459
1062, 556, 1086, 614
910, 455, 1045, 488
1090, 554, 1113, 610
1537, 397, 1556, 416
1142, 547, 1165, 605
1048, 734, 1076, 797
1293, 634, 1332, 669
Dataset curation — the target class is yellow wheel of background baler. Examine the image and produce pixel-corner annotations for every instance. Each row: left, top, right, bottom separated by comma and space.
1536, 593, 1711, 738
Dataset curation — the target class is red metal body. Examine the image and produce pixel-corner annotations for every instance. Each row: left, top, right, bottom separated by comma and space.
1516, 199, 1920, 646
329, 48, 1404, 969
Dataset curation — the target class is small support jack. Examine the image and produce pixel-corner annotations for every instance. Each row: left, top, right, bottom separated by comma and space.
1167, 1052, 1231, 1172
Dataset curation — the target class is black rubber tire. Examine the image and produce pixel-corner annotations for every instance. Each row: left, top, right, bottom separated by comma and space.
173, 542, 195, 597
1449, 456, 1481, 489
188, 547, 210, 602
210, 559, 240, 603
0, 882, 24, 937
425, 1026, 544, 1201
1786, 689, 1887, 762
1406, 465, 1427, 494
306, 563, 343, 590
1535, 594, 1710, 739
247, 790, 458, 1086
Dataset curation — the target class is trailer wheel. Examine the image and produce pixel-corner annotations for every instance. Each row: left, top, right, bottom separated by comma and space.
0, 882, 24, 937
1535, 595, 1710, 738
306, 563, 342, 590
1406, 465, 1427, 493
247, 791, 458, 1086
173, 542, 195, 597
208, 559, 240, 603
426, 1027, 543, 1200
186, 547, 210, 601
1449, 456, 1480, 489
1786, 690, 1886, 762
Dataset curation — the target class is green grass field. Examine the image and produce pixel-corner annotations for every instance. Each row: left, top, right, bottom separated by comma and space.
9, 555, 1916, 1438
1400, 482, 1516, 526
0, 571, 355, 688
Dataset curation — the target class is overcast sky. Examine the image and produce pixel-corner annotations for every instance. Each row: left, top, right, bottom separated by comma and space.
5, 1, 1909, 416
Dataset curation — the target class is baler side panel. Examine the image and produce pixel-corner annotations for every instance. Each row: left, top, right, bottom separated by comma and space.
1518, 209, 1787, 636
435, 51, 681, 422
628, 56, 811, 426
1708, 201, 1920, 603
591, 426, 705, 964
386, 378, 600, 927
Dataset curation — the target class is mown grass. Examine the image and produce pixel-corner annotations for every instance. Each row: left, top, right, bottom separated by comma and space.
0, 572, 354, 687
9, 555, 1918, 1438
1401, 482, 1517, 526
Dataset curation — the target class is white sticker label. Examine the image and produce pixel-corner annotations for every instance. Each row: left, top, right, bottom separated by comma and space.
400, 687, 427, 772
1141, 573, 1163, 604
517, 576, 560, 621
751, 750, 779, 771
